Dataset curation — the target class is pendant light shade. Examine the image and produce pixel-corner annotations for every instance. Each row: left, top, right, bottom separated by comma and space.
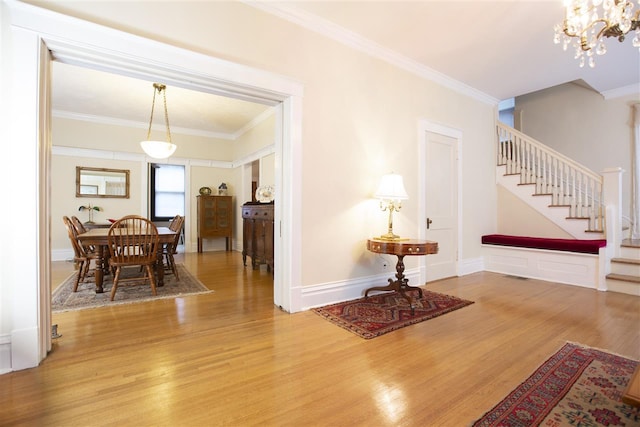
140, 140, 177, 159
140, 83, 177, 159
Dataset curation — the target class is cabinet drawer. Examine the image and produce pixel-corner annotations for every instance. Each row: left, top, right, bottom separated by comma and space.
242, 206, 274, 220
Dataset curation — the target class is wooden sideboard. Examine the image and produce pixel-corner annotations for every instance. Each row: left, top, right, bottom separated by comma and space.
242, 202, 274, 272
197, 195, 233, 252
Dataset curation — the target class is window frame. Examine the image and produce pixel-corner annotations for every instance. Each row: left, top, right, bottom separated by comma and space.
149, 163, 185, 222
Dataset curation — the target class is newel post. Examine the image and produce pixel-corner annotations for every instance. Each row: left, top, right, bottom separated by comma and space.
602, 167, 624, 258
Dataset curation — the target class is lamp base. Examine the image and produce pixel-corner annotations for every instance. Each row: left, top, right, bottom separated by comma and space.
376, 232, 408, 241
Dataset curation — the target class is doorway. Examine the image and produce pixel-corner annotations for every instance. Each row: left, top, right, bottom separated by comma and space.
418, 120, 461, 282
6, 6, 303, 368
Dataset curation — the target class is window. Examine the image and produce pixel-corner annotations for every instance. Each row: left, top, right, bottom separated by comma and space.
149, 163, 185, 221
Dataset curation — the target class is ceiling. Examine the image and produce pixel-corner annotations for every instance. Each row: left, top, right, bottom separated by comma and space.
52, 1, 640, 138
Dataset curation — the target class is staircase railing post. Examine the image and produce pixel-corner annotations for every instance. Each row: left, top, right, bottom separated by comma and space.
602, 167, 624, 258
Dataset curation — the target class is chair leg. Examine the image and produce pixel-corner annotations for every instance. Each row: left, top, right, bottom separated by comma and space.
110, 267, 121, 301
168, 252, 179, 280
73, 260, 85, 292
146, 264, 157, 295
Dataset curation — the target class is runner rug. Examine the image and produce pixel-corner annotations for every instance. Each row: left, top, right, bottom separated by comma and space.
52, 264, 213, 313
472, 342, 640, 427
311, 289, 474, 339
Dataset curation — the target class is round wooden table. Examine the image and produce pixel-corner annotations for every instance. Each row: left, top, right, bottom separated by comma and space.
365, 238, 438, 311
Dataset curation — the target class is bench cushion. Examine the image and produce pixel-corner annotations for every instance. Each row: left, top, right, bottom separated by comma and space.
481, 234, 606, 254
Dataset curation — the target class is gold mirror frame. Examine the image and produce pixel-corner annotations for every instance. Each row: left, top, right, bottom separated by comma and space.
76, 167, 130, 199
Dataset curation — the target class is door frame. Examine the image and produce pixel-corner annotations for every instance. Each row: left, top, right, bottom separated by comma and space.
6, 1, 303, 369
417, 120, 462, 283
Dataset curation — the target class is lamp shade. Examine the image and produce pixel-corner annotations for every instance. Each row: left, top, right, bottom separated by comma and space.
375, 173, 408, 201
140, 140, 177, 159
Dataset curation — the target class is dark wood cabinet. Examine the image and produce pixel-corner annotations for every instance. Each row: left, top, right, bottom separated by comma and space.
197, 195, 232, 252
242, 202, 274, 271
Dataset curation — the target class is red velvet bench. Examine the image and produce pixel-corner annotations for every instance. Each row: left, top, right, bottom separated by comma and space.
481, 234, 606, 255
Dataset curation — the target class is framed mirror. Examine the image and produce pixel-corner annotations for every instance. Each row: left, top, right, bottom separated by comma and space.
76, 167, 130, 198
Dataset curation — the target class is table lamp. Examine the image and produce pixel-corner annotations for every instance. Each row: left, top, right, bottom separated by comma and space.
375, 173, 408, 240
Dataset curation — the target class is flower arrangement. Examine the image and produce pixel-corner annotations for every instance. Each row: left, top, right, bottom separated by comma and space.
78, 204, 102, 224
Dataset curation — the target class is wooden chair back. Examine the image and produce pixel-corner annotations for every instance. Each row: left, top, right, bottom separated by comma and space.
168, 215, 185, 248
71, 216, 87, 234
107, 215, 159, 266
62, 216, 87, 259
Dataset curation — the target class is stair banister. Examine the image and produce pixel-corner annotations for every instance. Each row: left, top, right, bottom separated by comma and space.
497, 123, 604, 233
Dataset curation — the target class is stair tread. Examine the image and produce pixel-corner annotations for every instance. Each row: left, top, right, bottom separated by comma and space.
621, 239, 640, 248
607, 273, 640, 283
612, 257, 640, 265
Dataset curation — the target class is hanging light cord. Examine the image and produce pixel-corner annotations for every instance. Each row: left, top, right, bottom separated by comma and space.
145, 83, 172, 143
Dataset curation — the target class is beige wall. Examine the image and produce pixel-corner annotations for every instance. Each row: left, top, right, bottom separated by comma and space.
51, 114, 275, 257
26, 0, 497, 286
497, 186, 573, 239
53, 116, 235, 161
516, 83, 639, 224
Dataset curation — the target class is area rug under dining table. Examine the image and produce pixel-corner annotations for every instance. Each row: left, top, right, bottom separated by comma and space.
52, 264, 213, 312
472, 342, 640, 427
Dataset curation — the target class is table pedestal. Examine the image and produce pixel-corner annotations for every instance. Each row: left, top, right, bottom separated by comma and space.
365, 239, 438, 312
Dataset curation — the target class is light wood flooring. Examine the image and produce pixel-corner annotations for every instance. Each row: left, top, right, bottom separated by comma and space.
1, 251, 639, 426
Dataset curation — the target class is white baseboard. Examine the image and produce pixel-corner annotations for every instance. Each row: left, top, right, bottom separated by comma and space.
292, 268, 421, 312
0, 334, 11, 374
52, 249, 73, 262
482, 244, 601, 289
459, 257, 483, 276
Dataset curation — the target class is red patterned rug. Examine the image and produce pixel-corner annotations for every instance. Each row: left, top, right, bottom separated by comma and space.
311, 289, 474, 339
472, 342, 640, 427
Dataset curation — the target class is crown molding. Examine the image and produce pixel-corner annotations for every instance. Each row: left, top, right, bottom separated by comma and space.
601, 83, 640, 100
231, 108, 276, 140
53, 107, 277, 141
245, 1, 498, 106
53, 110, 237, 140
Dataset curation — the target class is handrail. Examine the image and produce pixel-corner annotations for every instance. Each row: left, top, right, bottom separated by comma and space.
496, 123, 605, 233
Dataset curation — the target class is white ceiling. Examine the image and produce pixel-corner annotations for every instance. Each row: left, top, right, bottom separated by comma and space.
52, 1, 640, 137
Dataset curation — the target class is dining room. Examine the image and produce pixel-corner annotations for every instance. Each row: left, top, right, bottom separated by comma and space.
50, 61, 278, 312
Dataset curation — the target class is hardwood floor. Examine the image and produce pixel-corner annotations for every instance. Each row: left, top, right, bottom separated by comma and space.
2, 252, 639, 426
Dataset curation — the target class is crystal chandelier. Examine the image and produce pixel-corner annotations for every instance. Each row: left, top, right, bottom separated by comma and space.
554, 0, 640, 68
140, 83, 177, 159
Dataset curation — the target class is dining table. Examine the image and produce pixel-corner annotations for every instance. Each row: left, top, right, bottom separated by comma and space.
77, 226, 177, 293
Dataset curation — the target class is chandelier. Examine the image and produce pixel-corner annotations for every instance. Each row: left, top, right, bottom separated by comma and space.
554, 0, 640, 68
140, 83, 177, 159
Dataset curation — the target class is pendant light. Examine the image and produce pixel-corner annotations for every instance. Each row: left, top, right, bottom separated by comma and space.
140, 83, 177, 159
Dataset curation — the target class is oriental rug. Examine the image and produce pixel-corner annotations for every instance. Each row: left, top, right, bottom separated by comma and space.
52, 264, 213, 313
472, 342, 640, 427
311, 289, 474, 339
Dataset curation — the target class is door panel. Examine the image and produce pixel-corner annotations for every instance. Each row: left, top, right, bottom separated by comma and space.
424, 130, 458, 281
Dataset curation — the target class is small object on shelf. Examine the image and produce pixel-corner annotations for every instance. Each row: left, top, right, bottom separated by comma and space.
255, 185, 275, 203
199, 186, 212, 196
218, 182, 228, 196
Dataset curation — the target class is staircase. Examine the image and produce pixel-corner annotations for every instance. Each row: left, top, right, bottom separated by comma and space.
496, 123, 604, 239
496, 123, 639, 296
607, 239, 640, 296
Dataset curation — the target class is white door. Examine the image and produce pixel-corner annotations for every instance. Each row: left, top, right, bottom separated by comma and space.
419, 122, 460, 282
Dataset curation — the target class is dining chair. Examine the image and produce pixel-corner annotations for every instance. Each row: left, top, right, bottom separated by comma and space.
164, 215, 184, 280
62, 216, 98, 292
107, 215, 160, 301
70, 216, 87, 234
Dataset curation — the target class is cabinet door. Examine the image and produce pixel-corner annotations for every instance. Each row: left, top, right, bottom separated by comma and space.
243, 217, 254, 257
264, 217, 274, 268
202, 197, 217, 232
216, 197, 231, 231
